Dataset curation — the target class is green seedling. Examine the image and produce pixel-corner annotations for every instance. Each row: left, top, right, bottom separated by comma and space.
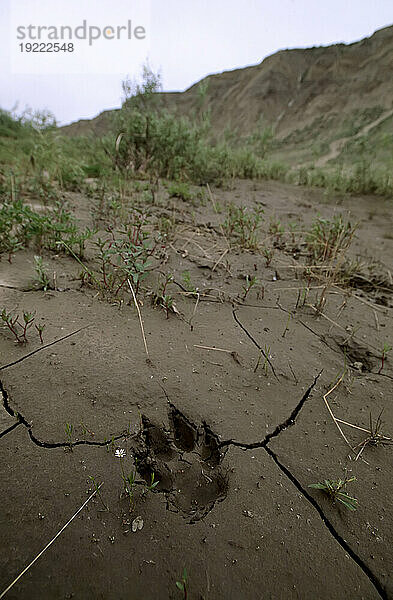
1, 308, 44, 344
223, 204, 263, 249
378, 343, 392, 374
242, 275, 259, 300
115, 448, 137, 511
20, 311, 35, 343
308, 476, 358, 511
64, 422, 74, 450
153, 274, 178, 318
262, 245, 274, 267
268, 217, 284, 242
89, 476, 109, 512
34, 255, 50, 291
157, 216, 176, 241
145, 472, 160, 492
1, 309, 24, 343
66, 226, 96, 259
34, 322, 45, 344
182, 271, 198, 297
161, 294, 175, 317
176, 568, 188, 599
80, 422, 95, 437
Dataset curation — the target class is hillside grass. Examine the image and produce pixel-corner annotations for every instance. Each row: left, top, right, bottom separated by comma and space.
1, 101, 392, 202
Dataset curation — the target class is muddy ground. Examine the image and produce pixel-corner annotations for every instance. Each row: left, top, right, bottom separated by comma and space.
0, 179, 392, 599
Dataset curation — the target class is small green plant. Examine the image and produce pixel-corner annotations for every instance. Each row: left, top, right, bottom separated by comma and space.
89, 476, 109, 511
223, 204, 263, 249
153, 274, 178, 318
34, 322, 45, 344
268, 216, 284, 242
305, 215, 357, 263
168, 181, 193, 202
20, 311, 34, 343
378, 343, 391, 374
157, 215, 176, 241
1, 309, 23, 343
353, 410, 393, 459
308, 476, 358, 511
65, 226, 96, 259
1, 308, 45, 344
115, 448, 138, 511
262, 245, 274, 267
242, 275, 259, 300
145, 472, 160, 492
1, 309, 35, 344
90, 214, 155, 298
64, 422, 74, 450
182, 271, 198, 297
176, 568, 188, 599
34, 255, 50, 291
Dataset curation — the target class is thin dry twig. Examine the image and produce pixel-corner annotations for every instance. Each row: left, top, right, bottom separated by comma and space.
322, 374, 357, 456
0, 484, 103, 599
212, 248, 229, 272
0, 325, 92, 372
193, 344, 242, 364
336, 412, 393, 461
127, 279, 149, 357
232, 309, 278, 379
194, 344, 233, 353
373, 310, 380, 331
188, 292, 200, 331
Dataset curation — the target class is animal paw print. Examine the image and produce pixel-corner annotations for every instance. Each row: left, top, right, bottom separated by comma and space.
136, 406, 228, 522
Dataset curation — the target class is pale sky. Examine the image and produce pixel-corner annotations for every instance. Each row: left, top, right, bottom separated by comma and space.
0, 0, 392, 125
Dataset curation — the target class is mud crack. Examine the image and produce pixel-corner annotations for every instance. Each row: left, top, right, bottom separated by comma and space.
219, 370, 322, 450
215, 370, 386, 599
0, 421, 22, 439
232, 308, 279, 379
0, 379, 134, 449
265, 445, 387, 599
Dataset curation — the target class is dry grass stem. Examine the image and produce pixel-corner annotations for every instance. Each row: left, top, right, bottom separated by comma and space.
127, 279, 149, 357
0, 484, 103, 599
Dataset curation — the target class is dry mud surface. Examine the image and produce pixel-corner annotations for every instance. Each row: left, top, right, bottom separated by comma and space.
0, 179, 392, 599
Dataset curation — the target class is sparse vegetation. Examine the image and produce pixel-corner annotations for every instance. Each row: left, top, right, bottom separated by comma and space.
352, 410, 393, 460
308, 476, 358, 511
34, 255, 50, 291
1, 308, 44, 344
378, 343, 391, 374
64, 422, 74, 450
305, 215, 356, 263
176, 568, 188, 599
223, 204, 264, 249
181, 270, 198, 297
241, 274, 260, 300
1, 46, 392, 600
152, 274, 178, 318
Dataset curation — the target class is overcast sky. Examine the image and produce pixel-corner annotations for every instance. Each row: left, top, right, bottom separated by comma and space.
0, 0, 392, 125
